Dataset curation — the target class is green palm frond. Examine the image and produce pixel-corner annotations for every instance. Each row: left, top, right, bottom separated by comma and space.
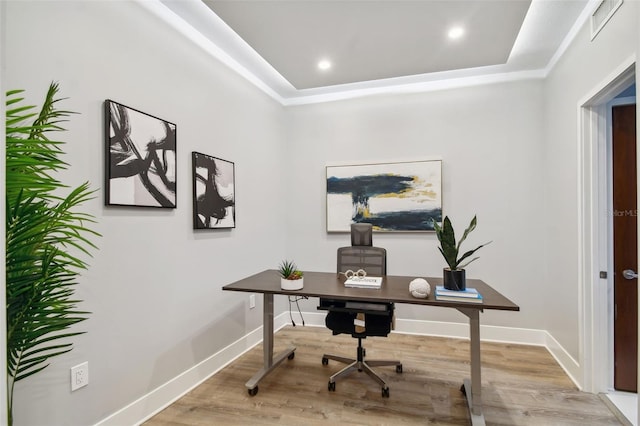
6, 82, 100, 425
5, 83, 74, 203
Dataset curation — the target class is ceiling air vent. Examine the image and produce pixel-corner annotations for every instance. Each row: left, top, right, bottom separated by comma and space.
591, 0, 623, 40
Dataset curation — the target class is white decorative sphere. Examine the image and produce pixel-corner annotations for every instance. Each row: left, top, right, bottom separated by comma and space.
409, 278, 431, 299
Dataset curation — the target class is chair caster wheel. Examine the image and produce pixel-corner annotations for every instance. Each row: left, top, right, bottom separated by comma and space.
288, 351, 295, 360
248, 386, 258, 396
460, 384, 466, 395
396, 364, 403, 373
328, 381, 336, 391
382, 387, 390, 398
322, 357, 328, 365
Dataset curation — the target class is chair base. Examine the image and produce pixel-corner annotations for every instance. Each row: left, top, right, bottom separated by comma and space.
322, 339, 402, 397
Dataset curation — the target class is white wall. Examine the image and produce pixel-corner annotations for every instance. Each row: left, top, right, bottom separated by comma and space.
4, 1, 287, 425
543, 1, 638, 361
285, 81, 546, 327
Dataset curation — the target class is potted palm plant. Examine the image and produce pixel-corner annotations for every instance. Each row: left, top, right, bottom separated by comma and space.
5, 83, 100, 425
278, 260, 304, 290
433, 216, 490, 291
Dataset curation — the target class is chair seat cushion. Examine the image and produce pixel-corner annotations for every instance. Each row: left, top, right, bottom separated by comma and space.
325, 311, 392, 337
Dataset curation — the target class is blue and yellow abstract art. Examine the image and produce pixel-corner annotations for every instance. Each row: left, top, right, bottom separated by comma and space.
326, 160, 442, 232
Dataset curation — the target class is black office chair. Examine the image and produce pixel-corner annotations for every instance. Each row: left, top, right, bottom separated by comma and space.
318, 223, 402, 398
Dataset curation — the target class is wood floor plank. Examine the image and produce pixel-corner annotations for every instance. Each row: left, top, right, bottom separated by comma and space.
144, 326, 622, 425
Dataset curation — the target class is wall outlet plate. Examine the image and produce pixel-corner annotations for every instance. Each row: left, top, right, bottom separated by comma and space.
71, 361, 89, 391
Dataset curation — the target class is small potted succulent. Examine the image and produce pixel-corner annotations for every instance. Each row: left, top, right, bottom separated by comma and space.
278, 260, 304, 290
433, 215, 491, 291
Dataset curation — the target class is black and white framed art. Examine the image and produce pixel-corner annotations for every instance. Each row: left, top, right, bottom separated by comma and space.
192, 152, 236, 229
105, 100, 177, 208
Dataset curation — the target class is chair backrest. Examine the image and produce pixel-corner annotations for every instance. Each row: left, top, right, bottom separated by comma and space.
337, 223, 386, 275
337, 246, 386, 276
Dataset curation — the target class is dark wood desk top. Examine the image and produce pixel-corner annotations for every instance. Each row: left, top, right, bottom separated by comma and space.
223, 270, 519, 312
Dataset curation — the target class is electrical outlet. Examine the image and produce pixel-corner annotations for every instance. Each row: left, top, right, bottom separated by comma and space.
71, 361, 89, 391
249, 294, 256, 309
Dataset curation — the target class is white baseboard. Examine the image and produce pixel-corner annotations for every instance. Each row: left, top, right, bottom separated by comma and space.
94, 311, 581, 425
95, 315, 291, 426
543, 329, 582, 389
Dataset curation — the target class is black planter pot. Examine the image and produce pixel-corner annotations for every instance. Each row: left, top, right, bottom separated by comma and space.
443, 268, 466, 291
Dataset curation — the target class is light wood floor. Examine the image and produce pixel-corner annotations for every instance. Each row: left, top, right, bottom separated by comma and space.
145, 326, 622, 425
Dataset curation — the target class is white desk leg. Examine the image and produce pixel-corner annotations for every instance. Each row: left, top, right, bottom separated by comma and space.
458, 308, 486, 426
245, 293, 296, 395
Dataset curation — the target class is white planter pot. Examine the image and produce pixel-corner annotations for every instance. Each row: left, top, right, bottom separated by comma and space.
281, 277, 304, 290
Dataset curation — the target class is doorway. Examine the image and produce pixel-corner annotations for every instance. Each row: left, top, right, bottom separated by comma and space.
579, 61, 636, 424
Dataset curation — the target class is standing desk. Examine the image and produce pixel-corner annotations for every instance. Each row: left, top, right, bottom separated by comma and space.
223, 270, 519, 425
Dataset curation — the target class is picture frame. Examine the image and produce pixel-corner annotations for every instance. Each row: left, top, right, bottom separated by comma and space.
192, 152, 236, 229
326, 159, 442, 232
105, 100, 177, 208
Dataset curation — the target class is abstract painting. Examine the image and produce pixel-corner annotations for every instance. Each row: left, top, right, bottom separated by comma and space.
105, 100, 176, 208
326, 160, 442, 232
192, 152, 235, 229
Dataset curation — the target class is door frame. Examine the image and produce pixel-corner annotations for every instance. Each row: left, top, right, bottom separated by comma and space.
578, 57, 636, 394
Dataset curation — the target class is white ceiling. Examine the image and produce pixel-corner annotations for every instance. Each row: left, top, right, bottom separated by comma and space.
156, 0, 594, 104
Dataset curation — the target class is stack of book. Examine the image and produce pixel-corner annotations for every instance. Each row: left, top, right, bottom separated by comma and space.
434, 286, 483, 303
344, 276, 383, 289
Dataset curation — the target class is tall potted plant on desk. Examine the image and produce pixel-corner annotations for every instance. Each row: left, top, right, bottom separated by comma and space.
433, 215, 490, 291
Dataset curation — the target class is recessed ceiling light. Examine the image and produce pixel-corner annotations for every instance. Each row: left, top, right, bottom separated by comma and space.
448, 26, 465, 40
317, 59, 332, 71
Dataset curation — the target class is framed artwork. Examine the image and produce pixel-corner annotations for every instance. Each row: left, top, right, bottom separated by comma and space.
192, 152, 236, 229
326, 160, 442, 232
105, 100, 177, 208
